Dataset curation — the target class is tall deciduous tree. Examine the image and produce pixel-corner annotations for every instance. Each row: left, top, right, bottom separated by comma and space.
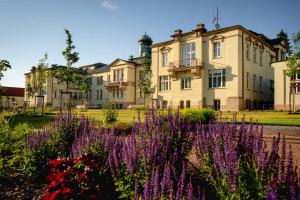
286, 31, 300, 113
138, 57, 156, 107
56, 29, 80, 92
277, 29, 292, 55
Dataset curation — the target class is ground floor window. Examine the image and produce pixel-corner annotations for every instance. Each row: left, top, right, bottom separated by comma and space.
180, 100, 184, 109
209, 69, 226, 88
159, 76, 171, 91
180, 77, 191, 89
214, 99, 221, 110
186, 100, 191, 108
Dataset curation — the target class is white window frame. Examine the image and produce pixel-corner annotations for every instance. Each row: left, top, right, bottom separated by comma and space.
208, 69, 226, 88
181, 42, 196, 67
213, 41, 221, 58
253, 74, 257, 91
246, 72, 250, 89
181, 77, 192, 90
246, 44, 250, 60
162, 52, 168, 66
159, 76, 171, 91
253, 47, 257, 63
259, 50, 263, 66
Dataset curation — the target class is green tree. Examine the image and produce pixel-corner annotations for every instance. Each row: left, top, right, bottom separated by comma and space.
138, 57, 156, 107
277, 29, 292, 55
36, 53, 49, 96
0, 59, 11, 111
286, 31, 300, 113
0, 59, 11, 83
56, 29, 80, 92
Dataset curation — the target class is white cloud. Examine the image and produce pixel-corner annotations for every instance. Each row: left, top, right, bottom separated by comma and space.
100, 0, 119, 11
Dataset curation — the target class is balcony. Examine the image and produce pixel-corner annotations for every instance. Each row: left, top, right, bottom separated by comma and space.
168, 59, 203, 79
105, 80, 128, 90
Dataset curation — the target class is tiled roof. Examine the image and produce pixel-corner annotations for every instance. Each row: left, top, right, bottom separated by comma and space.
0, 87, 24, 97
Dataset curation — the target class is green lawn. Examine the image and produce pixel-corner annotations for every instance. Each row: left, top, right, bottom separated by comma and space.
220, 111, 300, 126
2, 109, 300, 129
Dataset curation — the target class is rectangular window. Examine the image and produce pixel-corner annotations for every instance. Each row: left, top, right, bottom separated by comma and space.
246, 72, 250, 89
294, 73, 300, 80
139, 71, 144, 81
269, 80, 274, 91
213, 42, 221, 58
246, 44, 250, 60
108, 75, 111, 83
117, 69, 120, 81
113, 89, 115, 98
253, 74, 257, 91
96, 90, 99, 99
79, 93, 82, 99
186, 100, 191, 108
259, 76, 262, 92
259, 50, 263, 65
116, 88, 119, 98
296, 83, 300, 93
181, 42, 196, 67
281, 51, 286, 61
121, 69, 124, 81
120, 89, 123, 98
208, 69, 226, 88
159, 76, 171, 91
113, 70, 116, 82
180, 100, 185, 109
162, 52, 168, 66
89, 90, 92, 100
100, 89, 103, 100
253, 47, 257, 63
181, 77, 192, 89
54, 89, 57, 98
87, 77, 93, 86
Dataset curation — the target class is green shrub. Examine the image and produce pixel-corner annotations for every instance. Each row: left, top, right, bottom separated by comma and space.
0, 118, 32, 176
181, 108, 216, 124
103, 104, 118, 124
106, 122, 132, 135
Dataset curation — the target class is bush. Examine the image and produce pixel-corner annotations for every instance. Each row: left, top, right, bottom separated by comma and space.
181, 108, 216, 124
42, 154, 116, 200
0, 117, 32, 176
106, 122, 132, 135
103, 104, 118, 124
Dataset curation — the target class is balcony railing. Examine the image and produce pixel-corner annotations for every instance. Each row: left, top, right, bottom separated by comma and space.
168, 59, 203, 77
105, 80, 127, 88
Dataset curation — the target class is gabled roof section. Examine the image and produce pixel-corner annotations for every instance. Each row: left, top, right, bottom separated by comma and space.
109, 58, 137, 66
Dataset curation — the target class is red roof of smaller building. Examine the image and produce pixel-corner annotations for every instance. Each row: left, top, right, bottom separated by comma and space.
0, 87, 24, 97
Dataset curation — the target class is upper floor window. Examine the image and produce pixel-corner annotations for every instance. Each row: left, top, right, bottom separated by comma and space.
181, 77, 192, 89
292, 73, 300, 80
246, 45, 250, 60
113, 88, 123, 98
253, 47, 257, 63
97, 76, 103, 85
100, 89, 103, 100
208, 69, 226, 88
269, 79, 274, 92
96, 90, 100, 99
182, 42, 196, 67
259, 76, 263, 93
246, 72, 250, 89
253, 74, 257, 91
87, 77, 93, 86
213, 42, 221, 58
281, 50, 286, 61
259, 50, 263, 66
296, 83, 300, 93
159, 76, 171, 91
139, 71, 144, 81
107, 75, 111, 83
162, 52, 168, 66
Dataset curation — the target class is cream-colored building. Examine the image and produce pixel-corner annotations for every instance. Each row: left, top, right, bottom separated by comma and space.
0, 87, 24, 109
24, 34, 152, 109
272, 61, 300, 111
151, 24, 287, 111
24, 24, 288, 111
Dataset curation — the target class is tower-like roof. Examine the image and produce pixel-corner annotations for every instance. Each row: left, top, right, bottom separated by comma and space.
138, 33, 153, 44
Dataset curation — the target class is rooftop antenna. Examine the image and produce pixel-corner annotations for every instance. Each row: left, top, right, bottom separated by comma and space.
213, 7, 221, 30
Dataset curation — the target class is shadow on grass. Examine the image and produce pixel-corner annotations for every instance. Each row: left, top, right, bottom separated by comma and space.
7, 113, 56, 129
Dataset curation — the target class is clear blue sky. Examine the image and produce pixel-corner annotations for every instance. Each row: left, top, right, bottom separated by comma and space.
0, 0, 299, 87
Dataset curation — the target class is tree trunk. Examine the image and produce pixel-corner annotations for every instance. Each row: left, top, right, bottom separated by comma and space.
289, 85, 292, 114
292, 83, 296, 113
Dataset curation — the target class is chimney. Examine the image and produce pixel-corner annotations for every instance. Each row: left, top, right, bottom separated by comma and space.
194, 23, 207, 36
172, 29, 182, 41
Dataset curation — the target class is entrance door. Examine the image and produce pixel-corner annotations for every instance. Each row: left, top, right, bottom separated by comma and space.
214, 100, 221, 110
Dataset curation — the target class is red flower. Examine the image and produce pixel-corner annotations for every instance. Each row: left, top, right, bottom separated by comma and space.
49, 189, 61, 200
61, 187, 71, 194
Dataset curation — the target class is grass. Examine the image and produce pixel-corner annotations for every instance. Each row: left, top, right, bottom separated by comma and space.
2, 109, 299, 129
220, 111, 300, 126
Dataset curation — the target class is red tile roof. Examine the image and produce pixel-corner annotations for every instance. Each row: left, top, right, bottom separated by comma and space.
0, 87, 24, 97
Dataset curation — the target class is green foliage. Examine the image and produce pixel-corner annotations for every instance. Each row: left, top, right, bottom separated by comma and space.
181, 108, 216, 124
277, 29, 291, 55
0, 118, 31, 176
138, 57, 156, 106
103, 104, 118, 124
0, 59, 11, 82
56, 29, 80, 92
79, 77, 91, 98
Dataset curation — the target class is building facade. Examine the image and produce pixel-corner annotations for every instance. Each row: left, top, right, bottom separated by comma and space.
0, 87, 24, 109
151, 24, 287, 111
24, 24, 287, 111
24, 34, 153, 109
272, 61, 300, 111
